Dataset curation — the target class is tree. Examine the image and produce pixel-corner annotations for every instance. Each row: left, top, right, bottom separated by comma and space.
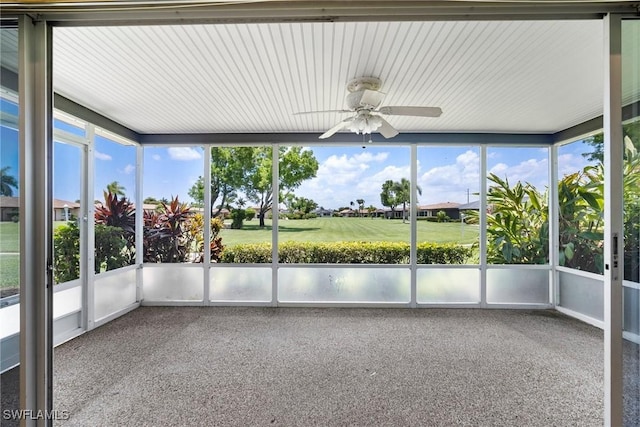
244, 146, 319, 228
380, 179, 421, 222
0, 166, 18, 196
106, 181, 126, 196
380, 180, 400, 217
290, 196, 318, 215
582, 121, 640, 162
395, 178, 422, 223
356, 199, 365, 217
188, 147, 255, 217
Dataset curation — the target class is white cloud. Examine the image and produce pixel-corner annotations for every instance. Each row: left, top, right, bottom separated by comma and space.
295, 150, 396, 209
152, 154, 161, 161
95, 151, 112, 161
489, 157, 549, 190
558, 153, 591, 177
122, 164, 135, 175
168, 147, 202, 161
417, 150, 480, 204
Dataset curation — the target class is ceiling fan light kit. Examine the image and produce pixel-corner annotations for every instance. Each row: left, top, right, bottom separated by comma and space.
298, 76, 442, 140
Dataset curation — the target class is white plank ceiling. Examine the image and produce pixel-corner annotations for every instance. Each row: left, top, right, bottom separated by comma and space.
43, 20, 631, 135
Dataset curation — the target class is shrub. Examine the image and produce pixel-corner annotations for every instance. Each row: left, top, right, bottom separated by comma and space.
416, 242, 472, 264
245, 208, 256, 221
53, 222, 133, 283
221, 241, 472, 264
186, 213, 224, 263
436, 210, 449, 222
230, 208, 246, 229
53, 221, 80, 283
94, 224, 132, 272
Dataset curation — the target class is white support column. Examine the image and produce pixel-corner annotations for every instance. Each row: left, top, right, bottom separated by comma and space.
603, 13, 624, 427
480, 145, 488, 308
85, 124, 96, 331
410, 144, 417, 308
19, 16, 53, 426
272, 145, 279, 306
549, 144, 559, 306
203, 145, 212, 305
135, 143, 143, 303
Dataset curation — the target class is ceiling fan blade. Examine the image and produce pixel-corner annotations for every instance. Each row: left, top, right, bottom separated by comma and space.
293, 109, 352, 115
319, 117, 353, 139
377, 116, 399, 139
377, 106, 442, 117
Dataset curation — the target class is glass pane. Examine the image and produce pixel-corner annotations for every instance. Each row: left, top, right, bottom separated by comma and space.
486, 268, 549, 304
208, 146, 273, 264
210, 267, 271, 302
94, 269, 136, 320
142, 265, 203, 302
417, 268, 480, 304
0, 22, 19, 419
94, 134, 136, 271
53, 286, 82, 320
622, 18, 640, 427
558, 271, 604, 321
276, 145, 410, 265
557, 139, 604, 274
278, 267, 410, 303
143, 146, 203, 264
53, 141, 82, 284
54, 117, 86, 138
486, 147, 549, 265
417, 146, 480, 265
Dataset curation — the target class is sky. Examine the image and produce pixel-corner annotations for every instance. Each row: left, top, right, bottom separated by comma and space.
0, 96, 596, 210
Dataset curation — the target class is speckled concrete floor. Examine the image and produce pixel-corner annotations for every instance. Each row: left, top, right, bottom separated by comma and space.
46, 307, 604, 426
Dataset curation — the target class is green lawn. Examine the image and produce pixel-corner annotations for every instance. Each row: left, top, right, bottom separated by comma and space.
219, 217, 479, 246
0, 222, 19, 253
0, 254, 19, 291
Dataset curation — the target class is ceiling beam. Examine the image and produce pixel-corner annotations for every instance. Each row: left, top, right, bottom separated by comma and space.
552, 100, 640, 143
138, 132, 553, 146
2, 1, 638, 26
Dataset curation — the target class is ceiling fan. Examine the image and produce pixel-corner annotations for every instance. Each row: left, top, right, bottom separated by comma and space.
295, 77, 442, 139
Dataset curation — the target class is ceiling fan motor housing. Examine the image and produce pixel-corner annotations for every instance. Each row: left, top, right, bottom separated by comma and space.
347, 77, 382, 92
346, 90, 385, 111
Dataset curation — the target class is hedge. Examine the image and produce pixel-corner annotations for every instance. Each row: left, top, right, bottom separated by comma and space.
220, 241, 472, 264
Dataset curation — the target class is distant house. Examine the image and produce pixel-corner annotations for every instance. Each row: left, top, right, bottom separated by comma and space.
0, 196, 20, 221
314, 207, 333, 217
458, 200, 480, 212
339, 208, 356, 217
54, 199, 81, 221
417, 202, 461, 220
384, 209, 404, 219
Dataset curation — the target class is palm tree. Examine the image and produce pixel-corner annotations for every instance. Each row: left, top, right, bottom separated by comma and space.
396, 178, 422, 223
106, 181, 126, 196
349, 200, 355, 216
0, 166, 19, 196
356, 199, 365, 217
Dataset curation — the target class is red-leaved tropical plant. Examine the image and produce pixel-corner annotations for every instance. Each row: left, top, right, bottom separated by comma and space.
95, 191, 135, 234
142, 196, 195, 263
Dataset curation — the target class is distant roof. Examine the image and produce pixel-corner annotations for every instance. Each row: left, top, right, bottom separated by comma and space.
418, 202, 461, 210
458, 201, 480, 210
